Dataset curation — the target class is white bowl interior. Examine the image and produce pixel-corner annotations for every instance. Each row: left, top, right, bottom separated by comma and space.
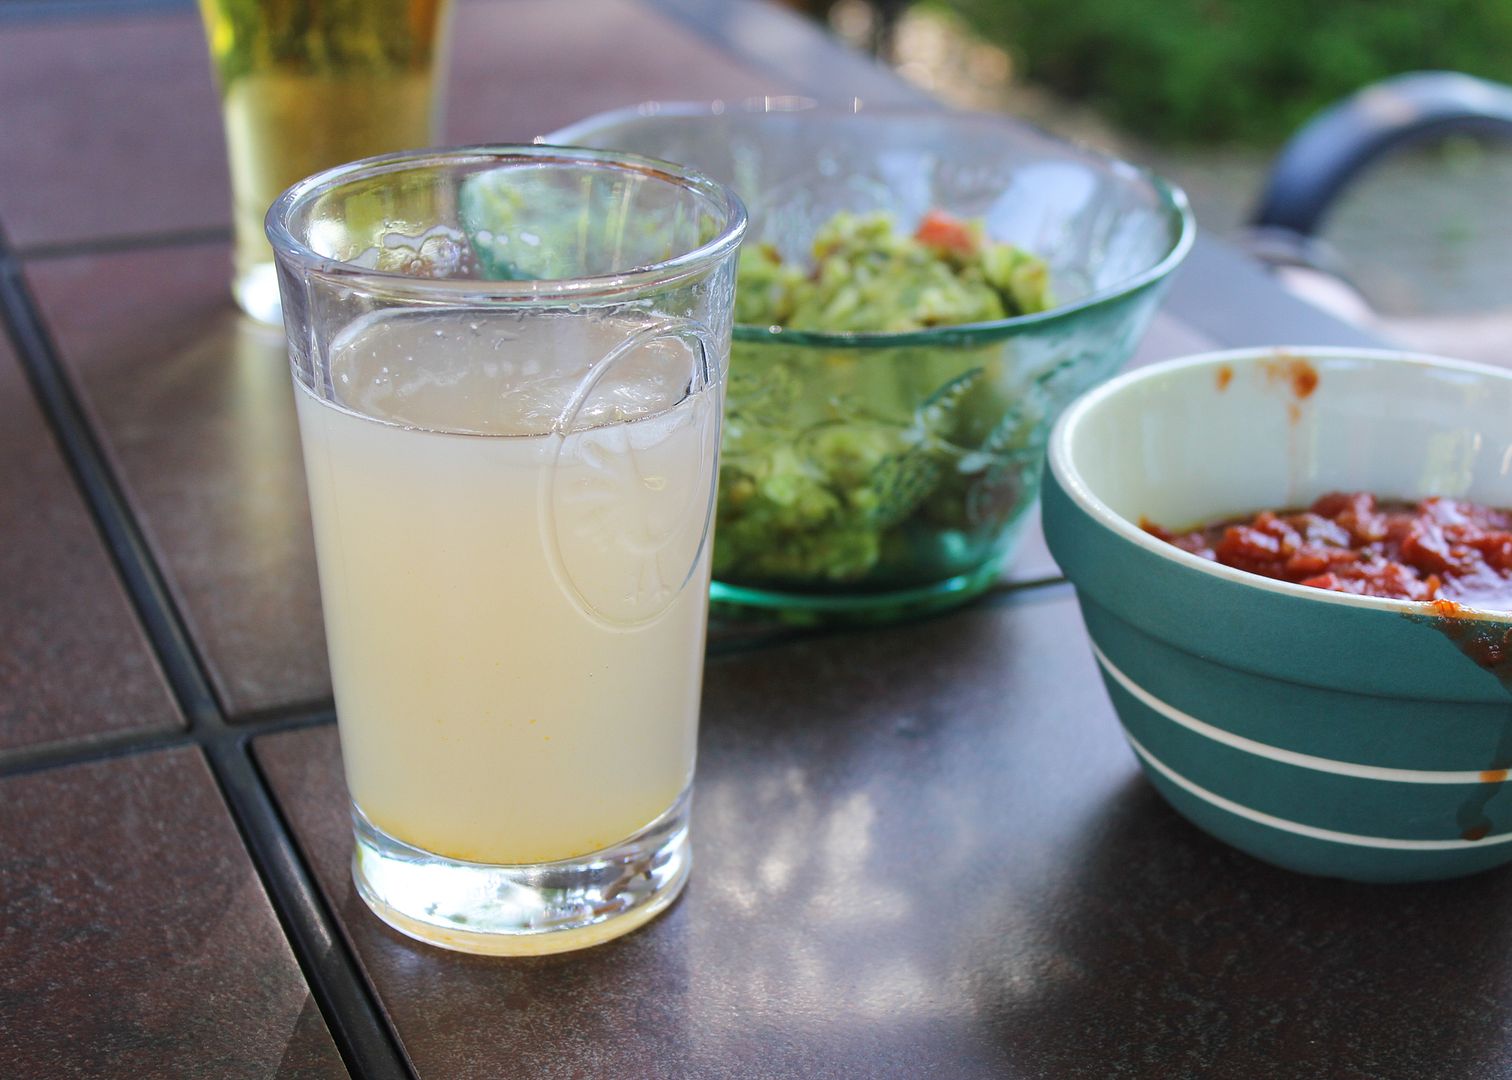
1062, 349, 1512, 531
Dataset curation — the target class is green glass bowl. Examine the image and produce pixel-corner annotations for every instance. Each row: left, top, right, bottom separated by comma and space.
1044, 346, 1512, 882
548, 101, 1193, 621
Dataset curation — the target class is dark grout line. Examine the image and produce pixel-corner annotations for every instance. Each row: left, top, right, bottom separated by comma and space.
0, 244, 413, 1080
210, 735, 414, 1080
228, 697, 338, 730
0, 703, 337, 779
0, 727, 197, 780
240, 705, 338, 736
15, 225, 233, 262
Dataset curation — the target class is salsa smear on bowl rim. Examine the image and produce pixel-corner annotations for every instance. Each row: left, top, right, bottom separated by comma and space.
1143, 492, 1512, 613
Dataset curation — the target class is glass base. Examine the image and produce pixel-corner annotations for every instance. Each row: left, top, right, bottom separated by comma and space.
233, 260, 284, 327
351, 789, 692, 956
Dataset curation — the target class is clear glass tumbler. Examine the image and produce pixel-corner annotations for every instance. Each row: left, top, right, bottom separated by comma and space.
266, 146, 746, 955
199, 0, 452, 325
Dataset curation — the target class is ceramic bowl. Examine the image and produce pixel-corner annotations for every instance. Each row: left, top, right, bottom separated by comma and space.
1044, 346, 1512, 882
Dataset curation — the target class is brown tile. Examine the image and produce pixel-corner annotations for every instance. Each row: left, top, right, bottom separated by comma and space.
0, 12, 229, 247
0, 334, 179, 755
444, 0, 790, 144
0, 747, 346, 1077
260, 593, 1512, 1076
998, 515, 1059, 585
0, 0, 788, 251
25, 246, 329, 718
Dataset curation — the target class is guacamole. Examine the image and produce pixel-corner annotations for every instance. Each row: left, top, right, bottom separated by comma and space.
735, 210, 1053, 331
716, 210, 1060, 591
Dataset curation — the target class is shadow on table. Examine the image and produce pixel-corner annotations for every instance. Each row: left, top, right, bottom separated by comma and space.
972, 774, 1512, 1077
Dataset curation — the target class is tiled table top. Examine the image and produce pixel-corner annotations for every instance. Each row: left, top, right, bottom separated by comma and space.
8, 1, 1481, 1078
259, 593, 1512, 1078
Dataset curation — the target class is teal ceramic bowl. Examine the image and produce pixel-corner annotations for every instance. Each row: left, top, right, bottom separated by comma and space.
1044, 346, 1512, 883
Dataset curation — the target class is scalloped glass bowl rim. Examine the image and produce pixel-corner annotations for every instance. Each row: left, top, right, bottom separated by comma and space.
544, 99, 1197, 349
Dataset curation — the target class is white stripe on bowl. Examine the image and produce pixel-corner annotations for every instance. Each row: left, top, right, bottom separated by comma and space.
1093, 643, 1509, 785
1125, 732, 1512, 850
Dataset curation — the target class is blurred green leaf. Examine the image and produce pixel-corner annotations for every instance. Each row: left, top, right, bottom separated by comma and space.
945, 0, 1512, 145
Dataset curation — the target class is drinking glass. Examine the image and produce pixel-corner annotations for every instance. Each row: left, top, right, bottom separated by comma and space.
199, 0, 452, 325
266, 146, 745, 954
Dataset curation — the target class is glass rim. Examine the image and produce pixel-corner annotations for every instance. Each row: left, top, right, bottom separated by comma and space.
264, 143, 748, 303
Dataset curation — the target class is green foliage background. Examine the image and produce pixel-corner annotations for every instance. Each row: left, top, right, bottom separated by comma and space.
945, 0, 1512, 144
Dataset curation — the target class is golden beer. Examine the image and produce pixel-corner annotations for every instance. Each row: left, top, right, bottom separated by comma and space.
198, 0, 451, 322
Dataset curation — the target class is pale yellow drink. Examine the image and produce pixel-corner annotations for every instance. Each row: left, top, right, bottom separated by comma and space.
295, 308, 718, 865
198, 0, 450, 321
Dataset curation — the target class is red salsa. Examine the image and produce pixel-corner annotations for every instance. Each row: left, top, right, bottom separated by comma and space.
1143, 492, 1512, 610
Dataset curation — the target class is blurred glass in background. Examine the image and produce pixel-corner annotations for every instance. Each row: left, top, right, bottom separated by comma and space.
198, 0, 452, 324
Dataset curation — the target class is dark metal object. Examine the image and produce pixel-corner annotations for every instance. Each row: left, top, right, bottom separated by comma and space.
1251, 70, 1512, 237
